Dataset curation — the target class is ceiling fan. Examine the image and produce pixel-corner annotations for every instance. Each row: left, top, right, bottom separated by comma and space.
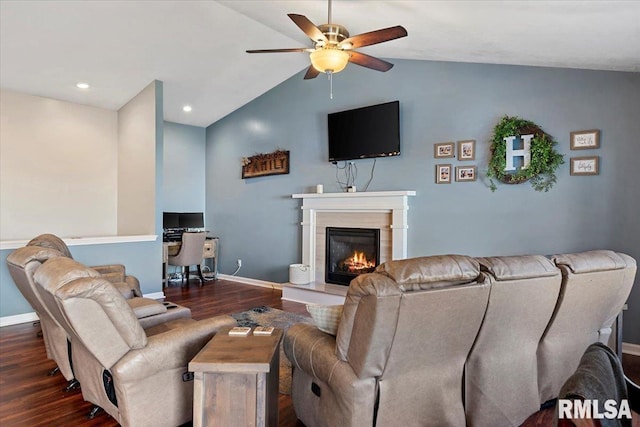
246, 0, 408, 80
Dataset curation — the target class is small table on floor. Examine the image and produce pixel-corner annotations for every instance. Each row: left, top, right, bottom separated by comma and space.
189, 327, 283, 427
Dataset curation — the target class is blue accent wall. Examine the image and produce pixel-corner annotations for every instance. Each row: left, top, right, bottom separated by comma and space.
205, 59, 640, 343
163, 122, 206, 214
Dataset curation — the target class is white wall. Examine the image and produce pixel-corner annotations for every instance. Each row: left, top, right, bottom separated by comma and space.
1, 82, 165, 321
0, 89, 118, 240
117, 81, 158, 235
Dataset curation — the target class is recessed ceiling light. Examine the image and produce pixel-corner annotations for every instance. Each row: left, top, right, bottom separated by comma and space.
183, 105, 193, 112
76, 82, 90, 89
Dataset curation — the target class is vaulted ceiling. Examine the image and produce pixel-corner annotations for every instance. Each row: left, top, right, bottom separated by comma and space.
1, 1, 638, 127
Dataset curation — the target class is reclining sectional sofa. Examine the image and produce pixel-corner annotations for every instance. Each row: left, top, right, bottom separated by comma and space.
284, 250, 636, 427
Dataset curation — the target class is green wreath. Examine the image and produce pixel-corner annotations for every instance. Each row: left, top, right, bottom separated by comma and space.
487, 115, 564, 192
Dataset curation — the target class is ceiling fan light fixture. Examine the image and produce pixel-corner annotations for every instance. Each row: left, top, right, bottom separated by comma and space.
310, 48, 349, 74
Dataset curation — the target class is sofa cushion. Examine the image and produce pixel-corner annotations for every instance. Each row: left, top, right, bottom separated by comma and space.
306, 304, 343, 335
552, 250, 630, 274
375, 255, 480, 291
477, 255, 558, 280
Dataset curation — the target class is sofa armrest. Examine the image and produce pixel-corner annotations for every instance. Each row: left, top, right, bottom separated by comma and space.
127, 297, 167, 319
90, 264, 142, 298
284, 323, 356, 385
113, 315, 236, 381
125, 275, 141, 297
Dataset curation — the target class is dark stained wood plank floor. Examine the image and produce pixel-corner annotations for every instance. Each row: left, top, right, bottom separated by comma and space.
0, 277, 638, 426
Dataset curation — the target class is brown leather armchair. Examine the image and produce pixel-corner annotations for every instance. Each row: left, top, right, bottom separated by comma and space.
6, 234, 192, 391
33, 256, 237, 426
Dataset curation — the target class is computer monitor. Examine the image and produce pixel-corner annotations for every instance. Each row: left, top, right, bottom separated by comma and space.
179, 212, 204, 229
163, 212, 180, 229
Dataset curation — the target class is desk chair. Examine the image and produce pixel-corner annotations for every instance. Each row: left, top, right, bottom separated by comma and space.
168, 231, 209, 286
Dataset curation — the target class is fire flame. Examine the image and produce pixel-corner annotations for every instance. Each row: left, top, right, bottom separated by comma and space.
345, 251, 375, 273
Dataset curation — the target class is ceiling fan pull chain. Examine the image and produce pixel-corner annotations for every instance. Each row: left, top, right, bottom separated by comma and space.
328, 71, 334, 99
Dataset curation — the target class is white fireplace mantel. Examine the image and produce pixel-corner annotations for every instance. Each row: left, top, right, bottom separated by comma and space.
291, 190, 416, 283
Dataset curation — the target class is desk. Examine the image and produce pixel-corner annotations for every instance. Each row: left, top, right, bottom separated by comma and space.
189, 327, 282, 427
162, 237, 218, 286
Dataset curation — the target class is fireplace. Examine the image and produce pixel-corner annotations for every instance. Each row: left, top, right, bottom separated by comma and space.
325, 227, 380, 286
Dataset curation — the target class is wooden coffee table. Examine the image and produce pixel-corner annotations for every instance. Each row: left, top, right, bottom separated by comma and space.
189, 327, 283, 427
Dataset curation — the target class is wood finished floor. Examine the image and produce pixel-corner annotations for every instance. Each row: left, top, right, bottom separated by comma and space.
0, 278, 638, 426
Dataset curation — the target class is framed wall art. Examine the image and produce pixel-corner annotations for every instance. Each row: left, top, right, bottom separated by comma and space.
455, 166, 477, 182
434, 142, 455, 158
457, 140, 476, 161
570, 156, 599, 176
435, 164, 452, 184
570, 129, 600, 150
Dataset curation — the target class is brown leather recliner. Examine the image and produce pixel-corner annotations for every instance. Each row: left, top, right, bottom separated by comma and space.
537, 250, 637, 404
6, 234, 191, 388
6, 246, 73, 380
465, 255, 562, 427
284, 255, 491, 427
33, 256, 237, 427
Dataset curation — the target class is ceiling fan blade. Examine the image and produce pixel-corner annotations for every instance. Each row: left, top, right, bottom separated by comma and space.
246, 48, 311, 54
303, 65, 321, 80
348, 51, 394, 72
339, 26, 407, 49
288, 14, 328, 43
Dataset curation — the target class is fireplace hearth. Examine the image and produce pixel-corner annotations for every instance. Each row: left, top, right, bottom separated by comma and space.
325, 227, 380, 286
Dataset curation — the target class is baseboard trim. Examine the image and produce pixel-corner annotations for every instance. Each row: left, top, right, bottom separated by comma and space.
217, 274, 282, 290
0, 312, 39, 328
623, 342, 640, 356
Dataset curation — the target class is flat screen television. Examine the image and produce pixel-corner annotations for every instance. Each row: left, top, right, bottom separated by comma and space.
328, 100, 400, 162
163, 212, 180, 229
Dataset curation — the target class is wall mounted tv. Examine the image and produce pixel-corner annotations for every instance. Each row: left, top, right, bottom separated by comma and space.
328, 100, 400, 162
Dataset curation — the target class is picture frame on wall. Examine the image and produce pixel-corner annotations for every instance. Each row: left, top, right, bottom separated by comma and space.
434, 142, 455, 158
435, 164, 452, 184
455, 166, 477, 182
457, 140, 476, 161
570, 156, 600, 176
570, 129, 600, 150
